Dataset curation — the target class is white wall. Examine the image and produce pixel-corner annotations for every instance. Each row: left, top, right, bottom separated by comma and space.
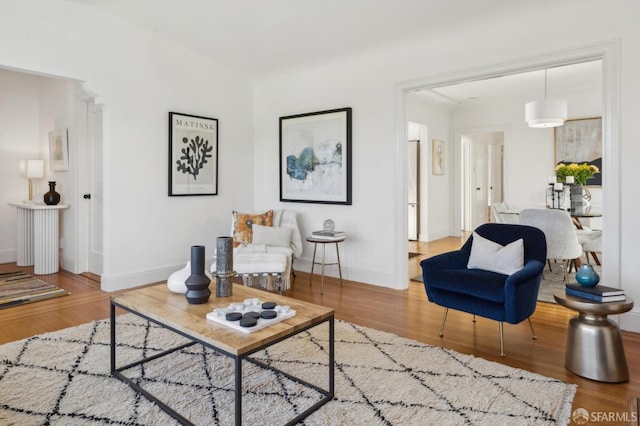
253, 1, 640, 331
0, 0, 255, 290
0, 70, 41, 263
38, 77, 80, 271
253, 70, 398, 287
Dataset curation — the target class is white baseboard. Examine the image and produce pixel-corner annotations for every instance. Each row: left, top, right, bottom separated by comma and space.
294, 259, 397, 290
619, 308, 640, 333
425, 230, 450, 242
99, 258, 393, 294
100, 257, 217, 292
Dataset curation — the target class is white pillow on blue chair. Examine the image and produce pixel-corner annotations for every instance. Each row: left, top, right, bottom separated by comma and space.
467, 232, 524, 275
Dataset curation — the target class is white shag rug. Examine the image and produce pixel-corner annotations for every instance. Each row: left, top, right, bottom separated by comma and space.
0, 314, 576, 425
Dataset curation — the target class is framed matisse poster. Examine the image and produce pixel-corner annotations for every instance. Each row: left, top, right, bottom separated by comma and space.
279, 107, 352, 205
168, 112, 218, 196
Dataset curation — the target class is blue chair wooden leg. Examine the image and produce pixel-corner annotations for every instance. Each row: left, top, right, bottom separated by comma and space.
499, 322, 505, 357
439, 308, 448, 337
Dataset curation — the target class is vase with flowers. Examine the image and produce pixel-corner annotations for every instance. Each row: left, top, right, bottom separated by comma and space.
555, 163, 600, 211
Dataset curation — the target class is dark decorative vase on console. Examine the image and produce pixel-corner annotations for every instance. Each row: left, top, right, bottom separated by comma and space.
184, 245, 211, 304
43, 181, 61, 205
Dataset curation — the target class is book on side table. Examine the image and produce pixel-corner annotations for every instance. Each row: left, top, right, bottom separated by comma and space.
565, 283, 626, 302
311, 230, 346, 240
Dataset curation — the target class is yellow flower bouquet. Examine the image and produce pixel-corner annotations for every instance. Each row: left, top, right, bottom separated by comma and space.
555, 162, 600, 185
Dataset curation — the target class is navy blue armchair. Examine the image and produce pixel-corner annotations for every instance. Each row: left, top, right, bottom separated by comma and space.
420, 223, 546, 356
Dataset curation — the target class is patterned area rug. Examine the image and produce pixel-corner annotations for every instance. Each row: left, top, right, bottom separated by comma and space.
0, 271, 69, 309
411, 263, 603, 304
0, 314, 576, 425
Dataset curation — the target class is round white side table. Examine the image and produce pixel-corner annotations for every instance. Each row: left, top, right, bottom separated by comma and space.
306, 236, 345, 294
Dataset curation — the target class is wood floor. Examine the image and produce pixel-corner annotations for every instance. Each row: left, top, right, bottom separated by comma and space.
1, 238, 638, 420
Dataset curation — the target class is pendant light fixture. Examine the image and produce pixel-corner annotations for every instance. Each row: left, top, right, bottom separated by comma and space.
525, 69, 567, 128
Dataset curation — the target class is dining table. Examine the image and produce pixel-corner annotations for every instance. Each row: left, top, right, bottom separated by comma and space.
570, 206, 602, 229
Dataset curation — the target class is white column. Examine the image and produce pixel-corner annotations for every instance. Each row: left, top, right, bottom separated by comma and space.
15, 207, 34, 266
9, 203, 69, 275
33, 209, 60, 275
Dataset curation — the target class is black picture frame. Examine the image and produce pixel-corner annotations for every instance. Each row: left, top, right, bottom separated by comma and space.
554, 117, 602, 186
279, 107, 352, 205
168, 112, 218, 196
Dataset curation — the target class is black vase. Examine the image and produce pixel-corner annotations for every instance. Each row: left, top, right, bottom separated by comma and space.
184, 245, 211, 304
43, 181, 61, 205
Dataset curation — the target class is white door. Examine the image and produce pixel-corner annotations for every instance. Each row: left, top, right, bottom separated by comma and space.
488, 143, 503, 206
86, 101, 103, 275
407, 139, 419, 240
462, 131, 505, 231
471, 137, 488, 230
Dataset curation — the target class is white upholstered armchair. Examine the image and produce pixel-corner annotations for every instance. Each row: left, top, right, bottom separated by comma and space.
212, 209, 302, 292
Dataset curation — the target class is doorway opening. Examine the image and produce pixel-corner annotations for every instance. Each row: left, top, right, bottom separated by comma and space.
460, 130, 504, 232
398, 44, 619, 292
0, 66, 104, 277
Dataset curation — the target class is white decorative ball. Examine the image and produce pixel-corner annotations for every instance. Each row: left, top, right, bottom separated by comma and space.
323, 219, 335, 231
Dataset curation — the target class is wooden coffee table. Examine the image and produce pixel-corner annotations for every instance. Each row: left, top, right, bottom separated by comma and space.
110, 284, 335, 425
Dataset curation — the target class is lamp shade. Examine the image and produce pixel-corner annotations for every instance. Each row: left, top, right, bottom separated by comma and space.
525, 99, 568, 128
26, 159, 44, 178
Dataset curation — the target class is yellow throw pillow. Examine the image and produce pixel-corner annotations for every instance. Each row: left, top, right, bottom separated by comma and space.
232, 210, 274, 247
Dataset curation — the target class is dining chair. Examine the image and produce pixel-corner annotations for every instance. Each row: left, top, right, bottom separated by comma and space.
578, 230, 602, 265
492, 202, 519, 224
519, 208, 583, 282
491, 203, 506, 223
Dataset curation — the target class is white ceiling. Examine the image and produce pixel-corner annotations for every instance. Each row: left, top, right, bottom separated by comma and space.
62, 0, 600, 99
64, 0, 537, 77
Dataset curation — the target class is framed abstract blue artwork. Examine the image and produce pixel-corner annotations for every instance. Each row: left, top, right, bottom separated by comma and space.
279, 108, 352, 205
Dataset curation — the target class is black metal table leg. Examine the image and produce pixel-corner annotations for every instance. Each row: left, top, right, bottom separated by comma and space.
235, 356, 242, 426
